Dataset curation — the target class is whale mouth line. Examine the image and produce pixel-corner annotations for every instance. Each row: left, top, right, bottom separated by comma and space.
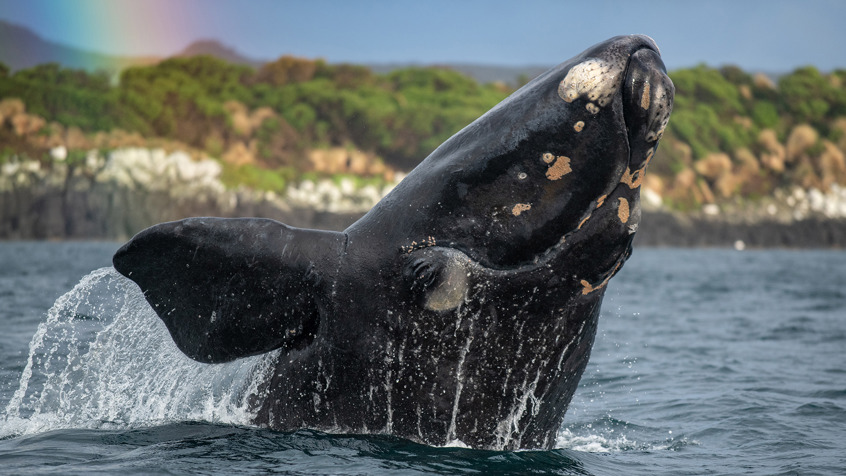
620, 46, 673, 172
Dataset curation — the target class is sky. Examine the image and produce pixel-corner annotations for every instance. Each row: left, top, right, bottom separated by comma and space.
1, 0, 844, 72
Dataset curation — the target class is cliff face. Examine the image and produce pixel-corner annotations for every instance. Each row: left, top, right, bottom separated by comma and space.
636, 212, 846, 248
3, 147, 846, 247
0, 149, 364, 240
4, 61, 846, 240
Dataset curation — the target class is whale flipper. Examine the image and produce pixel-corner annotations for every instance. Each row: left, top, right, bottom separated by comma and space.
113, 217, 346, 363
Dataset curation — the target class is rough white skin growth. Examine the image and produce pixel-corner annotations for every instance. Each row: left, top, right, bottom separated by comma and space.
558, 58, 625, 110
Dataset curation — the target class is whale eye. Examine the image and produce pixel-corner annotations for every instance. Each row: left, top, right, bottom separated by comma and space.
517, 172, 527, 180
403, 249, 470, 312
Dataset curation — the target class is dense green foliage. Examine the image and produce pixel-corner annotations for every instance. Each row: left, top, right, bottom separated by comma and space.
2, 56, 846, 209
665, 64, 846, 159
3, 57, 844, 168
0, 63, 120, 131
219, 162, 298, 191
0, 57, 508, 170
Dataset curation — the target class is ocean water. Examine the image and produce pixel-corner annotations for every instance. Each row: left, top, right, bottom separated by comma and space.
0, 242, 844, 475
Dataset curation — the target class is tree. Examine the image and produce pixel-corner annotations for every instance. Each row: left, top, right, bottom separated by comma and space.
254, 56, 318, 86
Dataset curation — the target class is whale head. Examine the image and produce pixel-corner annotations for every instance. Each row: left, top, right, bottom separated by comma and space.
348, 35, 674, 271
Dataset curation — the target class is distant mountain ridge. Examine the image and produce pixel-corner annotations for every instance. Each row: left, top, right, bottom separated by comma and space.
0, 20, 265, 74
0, 19, 548, 85
0, 19, 159, 74
174, 39, 264, 68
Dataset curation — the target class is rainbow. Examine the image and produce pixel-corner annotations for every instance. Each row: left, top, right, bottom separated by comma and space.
0, 0, 200, 72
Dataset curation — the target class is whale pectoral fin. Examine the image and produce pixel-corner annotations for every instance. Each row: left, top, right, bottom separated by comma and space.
113, 217, 346, 363
403, 248, 471, 312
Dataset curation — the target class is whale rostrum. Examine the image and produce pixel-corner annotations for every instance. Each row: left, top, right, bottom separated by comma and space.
113, 35, 674, 450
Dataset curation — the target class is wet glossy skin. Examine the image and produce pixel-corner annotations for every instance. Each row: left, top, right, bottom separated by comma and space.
113, 35, 674, 450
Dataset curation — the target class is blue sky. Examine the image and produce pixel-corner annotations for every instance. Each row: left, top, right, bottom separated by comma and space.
1, 0, 844, 72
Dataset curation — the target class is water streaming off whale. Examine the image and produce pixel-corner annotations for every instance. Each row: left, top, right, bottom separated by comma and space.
2, 268, 277, 437
2, 266, 541, 446
2, 266, 589, 451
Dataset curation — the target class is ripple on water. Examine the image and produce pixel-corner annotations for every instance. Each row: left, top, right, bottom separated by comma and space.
556, 414, 698, 455
0, 424, 596, 476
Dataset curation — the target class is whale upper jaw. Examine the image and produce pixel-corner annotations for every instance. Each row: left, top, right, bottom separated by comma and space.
514, 35, 674, 266
532, 36, 673, 280
555, 35, 674, 237
555, 34, 673, 177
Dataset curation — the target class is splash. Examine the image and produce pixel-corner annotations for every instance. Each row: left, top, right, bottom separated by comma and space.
1, 268, 277, 438
556, 427, 638, 452
555, 426, 695, 453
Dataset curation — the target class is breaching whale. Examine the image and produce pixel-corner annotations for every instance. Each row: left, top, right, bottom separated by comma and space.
113, 35, 674, 450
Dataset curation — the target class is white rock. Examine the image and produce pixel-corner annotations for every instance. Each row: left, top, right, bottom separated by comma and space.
99, 148, 225, 195
1, 161, 20, 176
808, 188, 824, 211
85, 150, 103, 171
767, 204, 777, 215
703, 204, 719, 215
339, 178, 355, 196
50, 146, 67, 161
642, 187, 663, 209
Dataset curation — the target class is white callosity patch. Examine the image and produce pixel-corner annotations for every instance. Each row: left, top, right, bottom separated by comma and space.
558, 58, 625, 111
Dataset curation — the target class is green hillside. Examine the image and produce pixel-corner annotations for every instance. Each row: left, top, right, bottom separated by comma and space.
1, 56, 845, 209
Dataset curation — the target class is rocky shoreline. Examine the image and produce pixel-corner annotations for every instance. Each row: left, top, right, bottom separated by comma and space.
2, 148, 845, 248
635, 212, 846, 248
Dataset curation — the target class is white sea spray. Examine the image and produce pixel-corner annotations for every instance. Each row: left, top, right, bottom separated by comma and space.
0, 267, 275, 438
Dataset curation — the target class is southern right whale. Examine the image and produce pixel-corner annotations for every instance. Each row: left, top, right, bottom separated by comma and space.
113, 34, 674, 450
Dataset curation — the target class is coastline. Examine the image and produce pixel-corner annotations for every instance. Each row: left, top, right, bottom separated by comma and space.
2, 148, 845, 248
635, 212, 846, 248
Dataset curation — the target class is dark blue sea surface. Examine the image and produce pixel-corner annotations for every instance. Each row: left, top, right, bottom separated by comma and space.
0, 242, 844, 475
